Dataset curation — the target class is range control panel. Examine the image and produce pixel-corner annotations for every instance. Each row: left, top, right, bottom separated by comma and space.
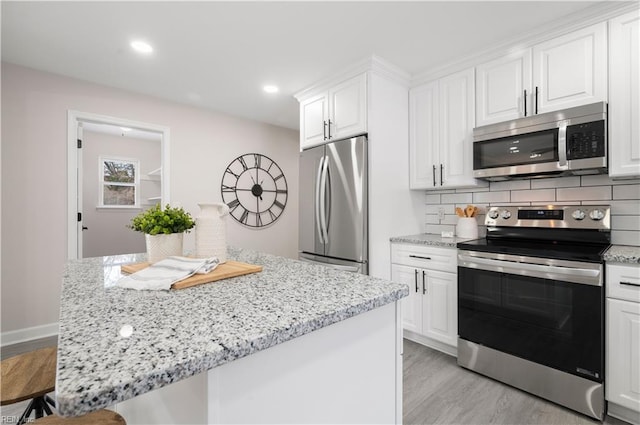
485, 205, 611, 230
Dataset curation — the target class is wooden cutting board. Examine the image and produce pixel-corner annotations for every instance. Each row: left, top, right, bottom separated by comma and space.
120, 260, 263, 290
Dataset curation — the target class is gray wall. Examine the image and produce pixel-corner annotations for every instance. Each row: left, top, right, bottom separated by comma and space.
82, 130, 160, 258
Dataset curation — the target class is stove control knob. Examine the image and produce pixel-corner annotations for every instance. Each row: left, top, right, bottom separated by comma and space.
488, 210, 499, 219
500, 210, 512, 219
572, 210, 586, 221
589, 209, 605, 221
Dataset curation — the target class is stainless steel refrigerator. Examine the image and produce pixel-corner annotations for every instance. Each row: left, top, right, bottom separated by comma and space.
299, 135, 368, 274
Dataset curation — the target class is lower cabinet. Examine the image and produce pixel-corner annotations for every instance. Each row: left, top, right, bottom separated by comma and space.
391, 243, 457, 356
606, 263, 640, 425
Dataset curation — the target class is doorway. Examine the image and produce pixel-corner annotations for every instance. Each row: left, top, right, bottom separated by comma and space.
67, 110, 170, 260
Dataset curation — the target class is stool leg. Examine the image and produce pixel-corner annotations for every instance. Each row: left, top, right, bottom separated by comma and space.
17, 398, 36, 425
45, 394, 57, 410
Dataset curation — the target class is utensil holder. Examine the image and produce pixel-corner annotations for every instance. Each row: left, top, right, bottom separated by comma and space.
456, 217, 479, 239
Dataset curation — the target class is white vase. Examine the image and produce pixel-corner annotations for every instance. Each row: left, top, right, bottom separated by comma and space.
145, 233, 184, 263
456, 217, 479, 239
195, 203, 229, 263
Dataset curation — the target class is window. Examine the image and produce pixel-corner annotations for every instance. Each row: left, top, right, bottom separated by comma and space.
99, 157, 139, 207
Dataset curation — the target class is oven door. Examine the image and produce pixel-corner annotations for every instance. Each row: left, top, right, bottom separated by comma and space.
458, 251, 604, 382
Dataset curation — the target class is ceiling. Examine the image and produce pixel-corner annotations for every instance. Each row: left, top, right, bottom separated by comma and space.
2, 1, 610, 130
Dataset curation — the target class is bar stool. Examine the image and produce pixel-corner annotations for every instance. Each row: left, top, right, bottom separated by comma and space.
33, 409, 126, 424
1, 346, 57, 424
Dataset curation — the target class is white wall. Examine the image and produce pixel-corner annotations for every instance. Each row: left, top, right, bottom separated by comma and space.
0, 62, 299, 337
423, 175, 640, 246
82, 130, 160, 258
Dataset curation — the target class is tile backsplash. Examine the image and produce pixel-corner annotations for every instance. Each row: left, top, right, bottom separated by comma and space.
424, 175, 640, 246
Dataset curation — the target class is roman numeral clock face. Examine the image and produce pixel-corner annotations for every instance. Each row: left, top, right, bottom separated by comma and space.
221, 153, 288, 228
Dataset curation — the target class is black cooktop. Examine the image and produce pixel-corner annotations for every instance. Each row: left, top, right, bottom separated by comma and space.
457, 237, 610, 263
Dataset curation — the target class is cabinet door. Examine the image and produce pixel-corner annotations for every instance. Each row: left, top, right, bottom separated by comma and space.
328, 74, 367, 141
606, 298, 640, 413
476, 50, 532, 126
409, 81, 439, 189
300, 93, 328, 150
532, 22, 607, 114
609, 10, 640, 178
391, 264, 422, 334
422, 270, 457, 347
439, 68, 478, 188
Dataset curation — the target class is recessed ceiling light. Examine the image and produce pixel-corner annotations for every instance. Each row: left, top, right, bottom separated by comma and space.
120, 127, 132, 132
263, 85, 279, 94
130, 40, 153, 54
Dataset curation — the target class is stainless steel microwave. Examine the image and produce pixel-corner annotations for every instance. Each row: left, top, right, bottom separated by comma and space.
473, 102, 607, 181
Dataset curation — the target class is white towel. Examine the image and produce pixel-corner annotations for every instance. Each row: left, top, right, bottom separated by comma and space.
117, 256, 220, 291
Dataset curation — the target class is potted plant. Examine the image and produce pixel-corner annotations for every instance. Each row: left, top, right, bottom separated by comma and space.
129, 204, 195, 263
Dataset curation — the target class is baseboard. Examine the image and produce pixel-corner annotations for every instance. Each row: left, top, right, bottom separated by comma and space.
403, 330, 457, 357
608, 402, 640, 425
1, 322, 59, 347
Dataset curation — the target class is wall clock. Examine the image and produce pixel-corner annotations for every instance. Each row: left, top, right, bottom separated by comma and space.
221, 153, 288, 228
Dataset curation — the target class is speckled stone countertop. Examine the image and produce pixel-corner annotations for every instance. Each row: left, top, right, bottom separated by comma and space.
389, 233, 478, 248
55, 248, 408, 417
603, 245, 640, 264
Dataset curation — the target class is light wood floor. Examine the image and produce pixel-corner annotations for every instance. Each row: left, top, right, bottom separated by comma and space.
404, 339, 626, 425
0, 337, 632, 424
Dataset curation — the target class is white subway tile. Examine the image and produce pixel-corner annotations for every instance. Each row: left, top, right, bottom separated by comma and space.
557, 186, 611, 201
531, 201, 580, 206
442, 193, 473, 204
531, 176, 580, 189
456, 186, 490, 193
611, 230, 640, 247
511, 189, 556, 203
442, 214, 458, 225
426, 194, 441, 204
611, 200, 640, 215
613, 184, 640, 200
490, 180, 530, 191
425, 214, 440, 225
612, 216, 640, 231
473, 191, 510, 203
581, 175, 615, 186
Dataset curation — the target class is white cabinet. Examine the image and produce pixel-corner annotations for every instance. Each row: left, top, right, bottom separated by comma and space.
298, 74, 367, 150
606, 263, 640, 425
476, 50, 532, 126
410, 68, 485, 190
609, 9, 640, 179
475, 22, 607, 126
533, 22, 607, 114
391, 243, 457, 355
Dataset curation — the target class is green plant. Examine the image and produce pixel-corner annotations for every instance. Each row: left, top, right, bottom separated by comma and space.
129, 204, 195, 235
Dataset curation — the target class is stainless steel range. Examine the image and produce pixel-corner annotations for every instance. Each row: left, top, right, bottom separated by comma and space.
457, 205, 611, 420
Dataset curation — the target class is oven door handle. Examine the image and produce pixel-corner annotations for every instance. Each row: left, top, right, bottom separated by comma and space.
458, 254, 602, 286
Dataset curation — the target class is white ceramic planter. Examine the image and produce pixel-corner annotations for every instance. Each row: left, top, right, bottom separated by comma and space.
145, 233, 184, 263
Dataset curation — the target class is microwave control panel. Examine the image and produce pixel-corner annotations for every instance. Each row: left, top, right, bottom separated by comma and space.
566, 120, 606, 160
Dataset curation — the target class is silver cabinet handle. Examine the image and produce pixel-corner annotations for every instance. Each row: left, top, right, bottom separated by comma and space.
422, 270, 426, 294
535, 86, 539, 114
620, 281, 640, 288
414, 269, 419, 293
432, 165, 437, 187
440, 164, 444, 186
327, 119, 332, 140
524, 89, 527, 116
323, 121, 328, 140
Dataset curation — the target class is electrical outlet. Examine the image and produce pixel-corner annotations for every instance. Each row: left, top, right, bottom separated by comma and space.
437, 207, 445, 221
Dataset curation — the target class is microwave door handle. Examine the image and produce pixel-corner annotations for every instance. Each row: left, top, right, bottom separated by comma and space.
558, 123, 568, 167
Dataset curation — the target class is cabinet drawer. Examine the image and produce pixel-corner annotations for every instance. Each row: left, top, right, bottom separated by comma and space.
607, 263, 640, 303
391, 244, 457, 273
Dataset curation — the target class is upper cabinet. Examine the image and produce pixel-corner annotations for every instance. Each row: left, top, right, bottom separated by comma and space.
533, 22, 607, 113
475, 22, 607, 126
298, 74, 367, 150
609, 9, 640, 179
410, 68, 486, 190
476, 50, 532, 126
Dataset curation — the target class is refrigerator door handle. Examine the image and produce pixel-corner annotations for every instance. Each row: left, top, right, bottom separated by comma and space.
319, 154, 330, 243
315, 155, 325, 243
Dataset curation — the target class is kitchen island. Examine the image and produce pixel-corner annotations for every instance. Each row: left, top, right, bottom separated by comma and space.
55, 247, 408, 424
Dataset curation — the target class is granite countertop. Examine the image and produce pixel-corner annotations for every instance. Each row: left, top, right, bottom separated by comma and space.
390, 233, 477, 248
55, 248, 408, 417
604, 245, 640, 264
